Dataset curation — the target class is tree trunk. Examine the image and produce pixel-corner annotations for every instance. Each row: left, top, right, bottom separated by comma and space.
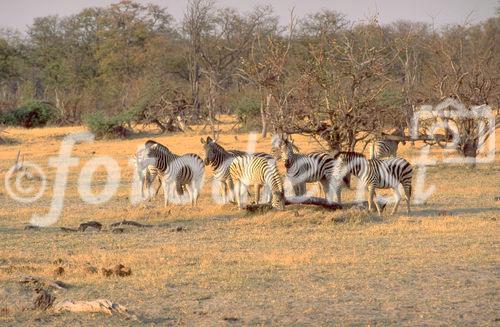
207, 75, 216, 138
261, 92, 270, 138
462, 140, 477, 168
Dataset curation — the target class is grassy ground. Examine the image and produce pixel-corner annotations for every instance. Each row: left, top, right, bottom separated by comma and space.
0, 123, 498, 326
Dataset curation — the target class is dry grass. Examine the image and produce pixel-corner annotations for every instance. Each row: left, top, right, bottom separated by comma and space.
0, 122, 498, 325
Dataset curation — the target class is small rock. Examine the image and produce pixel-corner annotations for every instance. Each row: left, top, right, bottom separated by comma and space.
32, 288, 55, 311
53, 267, 65, 276
101, 264, 132, 277
112, 228, 124, 234
24, 225, 40, 231
113, 264, 132, 277
437, 210, 453, 216
331, 216, 346, 224
53, 258, 64, 265
171, 226, 186, 232
83, 264, 98, 275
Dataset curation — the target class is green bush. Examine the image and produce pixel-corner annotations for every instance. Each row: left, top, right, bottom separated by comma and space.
0, 101, 57, 128
234, 96, 261, 130
84, 111, 131, 138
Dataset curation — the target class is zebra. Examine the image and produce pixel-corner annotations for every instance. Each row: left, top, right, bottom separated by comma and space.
144, 140, 204, 206
200, 136, 274, 203
369, 139, 405, 159
369, 129, 406, 159
333, 151, 412, 216
229, 155, 285, 210
276, 137, 349, 203
133, 149, 162, 199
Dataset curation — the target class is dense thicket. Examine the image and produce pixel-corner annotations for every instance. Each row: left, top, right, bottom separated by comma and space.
0, 1, 498, 154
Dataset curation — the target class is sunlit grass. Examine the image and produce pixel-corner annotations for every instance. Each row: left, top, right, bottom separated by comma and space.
0, 123, 498, 325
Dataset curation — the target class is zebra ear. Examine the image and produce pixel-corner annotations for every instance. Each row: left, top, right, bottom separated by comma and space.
200, 137, 206, 144
206, 136, 213, 143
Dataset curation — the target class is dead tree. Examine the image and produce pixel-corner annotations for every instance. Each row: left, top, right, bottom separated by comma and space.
242, 19, 400, 151
418, 22, 499, 165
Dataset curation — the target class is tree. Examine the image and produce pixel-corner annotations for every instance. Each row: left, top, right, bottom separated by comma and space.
243, 19, 402, 151
417, 18, 499, 164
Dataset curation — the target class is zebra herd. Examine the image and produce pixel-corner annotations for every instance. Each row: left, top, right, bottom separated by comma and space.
133, 135, 413, 216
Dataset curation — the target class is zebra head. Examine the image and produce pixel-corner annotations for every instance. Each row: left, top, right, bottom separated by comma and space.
280, 138, 298, 168
200, 136, 219, 166
272, 191, 285, 211
334, 152, 367, 177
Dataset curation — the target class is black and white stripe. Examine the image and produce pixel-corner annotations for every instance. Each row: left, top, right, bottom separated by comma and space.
201, 136, 274, 203
334, 151, 412, 215
134, 149, 162, 199
370, 140, 400, 159
229, 155, 285, 210
145, 140, 204, 206
278, 138, 348, 203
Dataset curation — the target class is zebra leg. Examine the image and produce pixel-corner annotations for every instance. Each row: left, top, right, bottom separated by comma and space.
404, 186, 411, 214
192, 181, 199, 206
141, 176, 146, 200
300, 183, 306, 196
369, 186, 382, 217
334, 177, 342, 204
185, 183, 194, 206
234, 180, 243, 209
263, 185, 271, 203
153, 177, 162, 198
391, 187, 401, 215
318, 182, 325, 198
227, 178, 236, 203
367, 186, 372, 212
320, 179, 333, 203
254, 184, 261, 204
220, 181, 228, 204
162, 181, 170, 207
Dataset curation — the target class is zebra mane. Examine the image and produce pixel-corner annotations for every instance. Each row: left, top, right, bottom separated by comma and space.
208, 139, 228, 153
283, 139, 300, 153
145, 140, 174, 156
333, 151, 365, 160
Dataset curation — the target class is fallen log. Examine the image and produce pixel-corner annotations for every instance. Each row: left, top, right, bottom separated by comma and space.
52, 299, 131, 316
19, 276, 69, 291
18, 277, 138, 320
60, 227, 78, 233
78, 221, 102, 232
245, 197, 386, 213
285, 197, 343, 210
109, 220, 154, 228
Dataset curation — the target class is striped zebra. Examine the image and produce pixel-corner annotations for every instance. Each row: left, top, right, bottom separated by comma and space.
229, 155, 285, 210
333, 152, 412, 216
144, 140, 204, 206
277, 137, 349, 203
133, 149, 162, 199
369, 129, 406, 159
200, 136, 274, 203
370, 139, 403, 159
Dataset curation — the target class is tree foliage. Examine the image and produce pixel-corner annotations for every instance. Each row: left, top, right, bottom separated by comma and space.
0, 1, 497, 154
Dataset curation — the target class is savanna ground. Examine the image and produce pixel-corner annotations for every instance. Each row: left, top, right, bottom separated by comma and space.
0, 120, 498, 326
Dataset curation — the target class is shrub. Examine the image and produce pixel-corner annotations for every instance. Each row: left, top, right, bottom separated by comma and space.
84, 111, 131, 138
233, 96, 261, 130
0, 101, 58, 128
